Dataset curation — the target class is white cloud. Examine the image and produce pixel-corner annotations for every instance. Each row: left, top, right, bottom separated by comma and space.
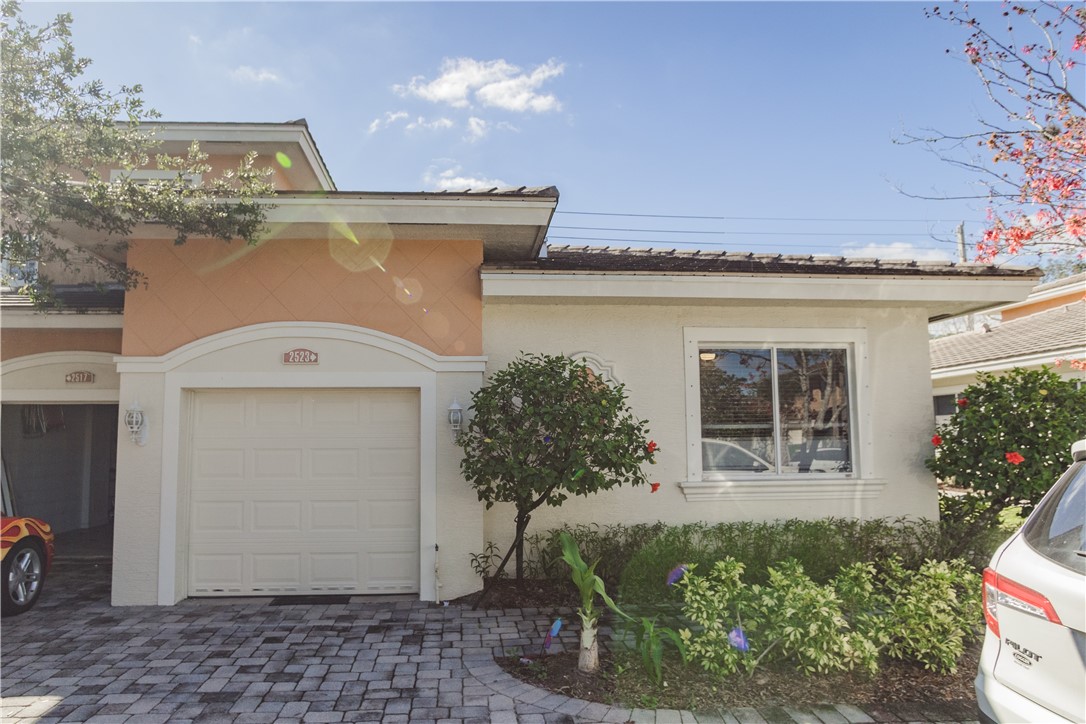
406, 116, 455, 131
466, 117, 489, 141
842, 242, 953, 262
395, 57, 564, 113
465, 117, 519, 143
188, 34, 202, 46
475, 60, 564, 112
423, 165, 506, 191
229, 65, 283, 85
368, 111, 410, 134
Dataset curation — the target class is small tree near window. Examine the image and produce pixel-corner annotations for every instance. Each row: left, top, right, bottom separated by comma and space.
457, 353, 658, 587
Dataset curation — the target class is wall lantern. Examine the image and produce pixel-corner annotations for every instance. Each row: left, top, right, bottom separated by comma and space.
124, 401, 148, 446
447, 400, 464, 438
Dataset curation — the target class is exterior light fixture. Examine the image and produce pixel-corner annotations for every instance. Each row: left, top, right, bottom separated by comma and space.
124, 401, 148, 446
448, 400, 464, 438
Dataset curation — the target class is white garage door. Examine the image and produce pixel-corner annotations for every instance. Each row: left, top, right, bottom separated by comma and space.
188, 389, 419, 596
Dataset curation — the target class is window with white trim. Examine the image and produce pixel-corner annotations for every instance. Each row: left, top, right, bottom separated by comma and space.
686, 329, 862, 482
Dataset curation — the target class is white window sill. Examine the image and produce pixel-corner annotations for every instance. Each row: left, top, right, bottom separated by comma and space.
679, 477, 886, 502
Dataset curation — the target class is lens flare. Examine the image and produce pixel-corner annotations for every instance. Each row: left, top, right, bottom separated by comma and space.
327, 221, 394, 273
394, 277, 423, 304
275, 151, 292, 168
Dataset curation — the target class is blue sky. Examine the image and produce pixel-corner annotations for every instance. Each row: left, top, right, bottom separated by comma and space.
26, 1, 1029, 261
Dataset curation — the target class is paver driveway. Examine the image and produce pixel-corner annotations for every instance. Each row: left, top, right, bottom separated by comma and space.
1, 562, 982, 724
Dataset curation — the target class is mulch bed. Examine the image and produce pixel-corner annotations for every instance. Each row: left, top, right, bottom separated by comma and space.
468, 578, 981, 711
497, 643, 980, 710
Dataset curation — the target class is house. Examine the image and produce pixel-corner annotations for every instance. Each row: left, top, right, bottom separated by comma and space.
930, 273, 1086, 424
0, 121, 1042, 606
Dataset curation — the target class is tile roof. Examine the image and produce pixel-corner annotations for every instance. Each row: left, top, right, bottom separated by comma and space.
276, 186, 559, 199
930, 300, 1086, 370
484, 245, 1040, 277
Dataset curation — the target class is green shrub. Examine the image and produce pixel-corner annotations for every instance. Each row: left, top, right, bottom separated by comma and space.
878, 558, 982, 672
677, 555, 980, 677
933, 493, 1016, 568
927, 367, 1086, 522
471, 522, 667, 584
679, 559, 879, 676
618, 518, 944, 605
523, 522, 667, 585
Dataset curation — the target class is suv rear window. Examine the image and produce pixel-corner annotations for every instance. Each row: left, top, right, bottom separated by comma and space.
1023, 460, 1086, 574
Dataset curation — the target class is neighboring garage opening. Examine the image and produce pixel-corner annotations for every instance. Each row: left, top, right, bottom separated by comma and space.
186, 388, 420, 598
0, 403, 118, 558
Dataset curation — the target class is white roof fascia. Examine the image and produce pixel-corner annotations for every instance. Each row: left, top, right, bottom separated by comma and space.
480, 272, 1039, 306
150, 124, 335, 191
265, 196, 558, 227
931, 346, 1086, 380
0, 311, 123, 329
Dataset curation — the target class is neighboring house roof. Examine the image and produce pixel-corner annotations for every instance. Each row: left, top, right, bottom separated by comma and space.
930, 299, 1086, 372
486, 245, 1040, 279
0, 285, 125, 313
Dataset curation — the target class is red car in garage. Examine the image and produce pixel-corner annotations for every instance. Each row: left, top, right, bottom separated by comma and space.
1, 457, 55, 616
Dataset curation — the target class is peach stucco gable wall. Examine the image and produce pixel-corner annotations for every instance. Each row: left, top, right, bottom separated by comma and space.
1001, 287, 1086, 321
121, 236, 483, 357
1, 329, 123, 361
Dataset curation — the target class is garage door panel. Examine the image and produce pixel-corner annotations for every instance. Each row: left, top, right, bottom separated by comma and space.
188, 389, 419, 597
194, 449, 246, 479
251, 553, 302, 587
368, 550, 419, 591
191, 501, 244, 533
310, 501, 361, 531
252, 501, 303, 532
311, 397, 364, 426
253, 448, 303, 479
311, 449, 361, 478
195, 395, 247, 429
368, 498, 418, 530
191, 554, 243, 590
253, 396, 304, 426
311, 552, 360, 585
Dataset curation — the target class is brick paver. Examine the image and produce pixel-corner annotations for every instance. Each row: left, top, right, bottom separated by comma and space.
0, 562, 981, 723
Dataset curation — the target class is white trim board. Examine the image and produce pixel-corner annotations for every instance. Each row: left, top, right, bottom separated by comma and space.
481, 272, 1038, 306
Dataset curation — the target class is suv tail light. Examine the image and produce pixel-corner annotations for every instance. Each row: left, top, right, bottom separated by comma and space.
983, 567, 1063, 637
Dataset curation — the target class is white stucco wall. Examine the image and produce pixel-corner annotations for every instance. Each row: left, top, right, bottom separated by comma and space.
111, 323, 485, 606
480, 300, 939, 553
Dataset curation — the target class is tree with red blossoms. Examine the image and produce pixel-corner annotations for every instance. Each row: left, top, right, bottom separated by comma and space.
910, 2, 1084, 262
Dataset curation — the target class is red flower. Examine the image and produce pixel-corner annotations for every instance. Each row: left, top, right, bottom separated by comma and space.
649, 482, 661, 493
957, 398, 968, 407
932, 435, 943, 446
646, 440, 658, 454
1005, 451, 1025, 466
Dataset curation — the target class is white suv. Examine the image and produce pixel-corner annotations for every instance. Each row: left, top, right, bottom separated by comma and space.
975, 439, 1086, 723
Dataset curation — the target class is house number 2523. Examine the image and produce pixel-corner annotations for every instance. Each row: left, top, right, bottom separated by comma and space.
282, 348, 319, 365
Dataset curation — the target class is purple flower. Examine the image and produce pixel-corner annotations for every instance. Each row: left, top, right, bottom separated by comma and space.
728, 626, 749, 652
543, 435, 553, 443
666, 565, 689, 587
